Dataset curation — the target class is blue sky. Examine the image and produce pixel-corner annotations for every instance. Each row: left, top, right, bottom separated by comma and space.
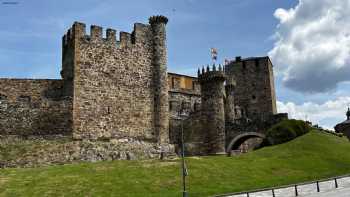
1, 0, 350, 129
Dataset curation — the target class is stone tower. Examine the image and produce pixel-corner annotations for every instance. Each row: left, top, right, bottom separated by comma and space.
198, 64, 226, 154
225, 56, 277, 121
149, 16, 169, 144
61, 16, 170, 143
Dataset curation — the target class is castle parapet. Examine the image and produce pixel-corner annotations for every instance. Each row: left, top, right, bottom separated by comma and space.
149, 15, 168, 25
62, 20, 154, 48
198, 64, 226, 83
120, 32, 132, 47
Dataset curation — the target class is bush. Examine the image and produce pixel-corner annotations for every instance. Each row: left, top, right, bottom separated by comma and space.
265, 119, 311, 145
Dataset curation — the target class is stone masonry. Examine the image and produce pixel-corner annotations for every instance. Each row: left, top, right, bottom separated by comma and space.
0, 15, 286, 166
0, 16, 174, 164
63, 16, 168, 142
0, 79, 72, 136
168, 58, 286, 155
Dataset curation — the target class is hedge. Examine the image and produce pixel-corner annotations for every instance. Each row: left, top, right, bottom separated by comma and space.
265, 119, 311, 145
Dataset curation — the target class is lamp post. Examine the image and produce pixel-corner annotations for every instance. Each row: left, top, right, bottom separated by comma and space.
178, 102, 189, 197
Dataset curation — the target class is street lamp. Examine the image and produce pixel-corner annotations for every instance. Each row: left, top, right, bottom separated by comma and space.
178, 102, 189, 197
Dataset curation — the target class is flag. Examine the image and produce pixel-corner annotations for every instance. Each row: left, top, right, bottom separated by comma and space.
211, 48, 218, 61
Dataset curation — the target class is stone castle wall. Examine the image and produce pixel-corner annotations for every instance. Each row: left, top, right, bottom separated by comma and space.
167, 73, 201, 145
168, 73, 201, 117
0, 79, 72, 135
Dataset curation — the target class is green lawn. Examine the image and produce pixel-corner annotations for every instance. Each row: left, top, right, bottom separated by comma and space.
1, 130, 350, 197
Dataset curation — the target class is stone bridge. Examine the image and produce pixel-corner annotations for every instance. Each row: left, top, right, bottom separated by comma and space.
224, 114, 288, 153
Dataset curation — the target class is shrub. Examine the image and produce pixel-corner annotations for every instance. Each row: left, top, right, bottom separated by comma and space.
265, 119, 311, 145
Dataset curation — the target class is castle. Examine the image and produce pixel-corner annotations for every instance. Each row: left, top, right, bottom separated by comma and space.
0, 16, 287, 161
334, 108, 350, 141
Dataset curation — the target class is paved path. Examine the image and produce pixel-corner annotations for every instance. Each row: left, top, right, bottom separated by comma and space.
304, 187, 350, 197
227, 177, 350, 197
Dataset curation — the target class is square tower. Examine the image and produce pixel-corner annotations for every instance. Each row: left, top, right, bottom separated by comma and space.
225, 56, 277, 121
61, 16, 169, 142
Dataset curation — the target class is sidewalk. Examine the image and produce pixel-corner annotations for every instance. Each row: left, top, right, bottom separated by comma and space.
218, 176, 350, 197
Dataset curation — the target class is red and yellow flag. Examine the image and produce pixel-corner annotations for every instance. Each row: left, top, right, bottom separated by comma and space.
210, 48, 218, 61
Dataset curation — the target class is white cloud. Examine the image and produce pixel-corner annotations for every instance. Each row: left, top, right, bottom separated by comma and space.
269, 0, 350, 93
277, 97, 350, 130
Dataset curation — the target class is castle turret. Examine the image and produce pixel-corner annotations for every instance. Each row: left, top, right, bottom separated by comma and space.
225, 76, 236, 123
149, 15, 169, 144
198, 64, 226, 154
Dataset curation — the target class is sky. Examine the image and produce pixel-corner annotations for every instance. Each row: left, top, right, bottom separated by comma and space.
0, 0, 350, 129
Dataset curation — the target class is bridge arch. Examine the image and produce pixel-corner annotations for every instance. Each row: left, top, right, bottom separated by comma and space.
226, 132, 266, 153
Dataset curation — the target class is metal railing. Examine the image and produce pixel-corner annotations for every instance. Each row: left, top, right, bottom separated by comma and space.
214, 174, 350, 197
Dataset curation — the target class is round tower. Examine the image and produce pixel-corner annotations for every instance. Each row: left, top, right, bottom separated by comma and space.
198, 64, 226, 154
149, 15, 169, 144
225, 76, 236, 123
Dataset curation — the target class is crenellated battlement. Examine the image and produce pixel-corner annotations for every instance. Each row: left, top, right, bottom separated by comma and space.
62, 21, 153, 48
198, 64, 226, 82
149, 15, 168, 25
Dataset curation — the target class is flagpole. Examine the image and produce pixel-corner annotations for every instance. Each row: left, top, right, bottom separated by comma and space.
179, 103, 188, 197
181, 117, 187, 197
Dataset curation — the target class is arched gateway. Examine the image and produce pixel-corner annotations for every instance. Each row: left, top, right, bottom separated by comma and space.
226, 132, 266, 153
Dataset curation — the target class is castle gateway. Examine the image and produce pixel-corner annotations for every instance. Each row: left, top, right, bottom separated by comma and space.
0, 16, 287, 160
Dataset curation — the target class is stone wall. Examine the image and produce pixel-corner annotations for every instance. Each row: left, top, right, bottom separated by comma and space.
168, 72, 201, 117
168, 91, 201, 117
0, 79, 72, 135
168, 73, 201, 146
0, 135, 174, 168
225, 56, 277, 121
168, 91, 200, 145
170, 111, 208, 155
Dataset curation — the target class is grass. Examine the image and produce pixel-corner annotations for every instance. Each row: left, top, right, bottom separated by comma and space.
1, 130, 350, 197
